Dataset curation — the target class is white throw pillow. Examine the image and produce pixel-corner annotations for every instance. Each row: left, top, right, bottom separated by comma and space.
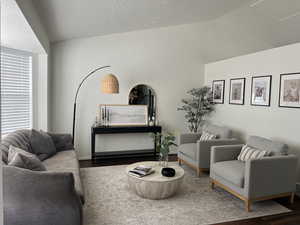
237, 145, 269, 161
199, 131, 216, 142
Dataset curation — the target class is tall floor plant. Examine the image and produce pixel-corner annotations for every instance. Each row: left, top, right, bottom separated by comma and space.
177, 87, 214, 133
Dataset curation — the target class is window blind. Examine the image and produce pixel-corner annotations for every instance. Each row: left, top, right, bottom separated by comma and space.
1, 48, 32, 135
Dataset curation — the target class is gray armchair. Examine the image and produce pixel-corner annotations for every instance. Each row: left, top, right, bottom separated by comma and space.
177, 124, 240, 176
210, 136, 298, 212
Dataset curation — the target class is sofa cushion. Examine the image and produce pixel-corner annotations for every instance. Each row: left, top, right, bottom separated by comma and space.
47, 132, 74, 151
1, 130, 33, 164
178, 143, 197, 159
247, 136, 288, 156
211, 160, 245, 188
202, 124, 232, 139
8, 145, 46, 171
30, 130, 57, 161
43, 150, 84, 203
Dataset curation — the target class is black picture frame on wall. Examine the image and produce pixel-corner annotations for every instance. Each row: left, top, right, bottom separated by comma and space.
279, 72, 300, 109
212, 80, 225, 104
250, 75, 272, 107
229, 78, 245, 105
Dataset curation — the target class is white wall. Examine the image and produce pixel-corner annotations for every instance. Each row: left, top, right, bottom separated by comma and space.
51, 24, 205, 159
205, 42, 300, 181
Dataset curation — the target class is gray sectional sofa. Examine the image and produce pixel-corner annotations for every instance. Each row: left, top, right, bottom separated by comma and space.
1, 129, 84, 225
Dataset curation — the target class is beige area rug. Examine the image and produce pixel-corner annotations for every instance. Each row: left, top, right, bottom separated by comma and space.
81, 163, 290, 225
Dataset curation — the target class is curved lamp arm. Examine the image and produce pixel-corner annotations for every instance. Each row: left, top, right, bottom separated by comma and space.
72, 65, 110, 144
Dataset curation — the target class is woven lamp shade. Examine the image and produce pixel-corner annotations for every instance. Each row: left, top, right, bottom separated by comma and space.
101, 74, 119, 93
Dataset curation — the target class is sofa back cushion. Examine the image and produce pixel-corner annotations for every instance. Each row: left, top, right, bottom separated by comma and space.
1, 129, 33, 164
30, 130, 57, 161
247, 136, 288, 156
202, 124, 232, 139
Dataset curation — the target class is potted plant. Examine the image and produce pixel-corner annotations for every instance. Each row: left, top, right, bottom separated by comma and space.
177, 87, 214, 133
153, 133, 177, 167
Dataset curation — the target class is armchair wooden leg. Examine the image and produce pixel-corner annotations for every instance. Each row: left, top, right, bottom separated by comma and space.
210, 180, 215, 189
245, 199, 251, 212
178, 158, 182, 166
290, 192, 295, 204
197, 168, 202, 177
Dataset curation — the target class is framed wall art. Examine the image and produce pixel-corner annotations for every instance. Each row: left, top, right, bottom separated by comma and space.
212, 80, 225, 104
279, 73, 300, 108
229, 78, 245, 105
251, 75, 272, 106
99, 104, 148, 126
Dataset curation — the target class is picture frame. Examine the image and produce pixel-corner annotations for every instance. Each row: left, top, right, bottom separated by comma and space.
99, 104, 148, 126
251, 75, 272, 106
229, 78, 245, 105
279, 73, 300, 108
212, 80, 225, 104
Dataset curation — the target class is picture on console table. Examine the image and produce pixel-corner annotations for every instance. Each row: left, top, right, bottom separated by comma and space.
229, 78, 245, 105
99, 104, 148, 126
279, 73, 300, 108
251, 75, 272, 106
212, 80, 225, 104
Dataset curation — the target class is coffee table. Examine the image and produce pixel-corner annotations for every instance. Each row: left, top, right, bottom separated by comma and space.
126, 161, 184, 200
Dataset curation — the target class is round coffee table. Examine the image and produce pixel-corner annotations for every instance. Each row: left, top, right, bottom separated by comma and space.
126, 161, 184, 200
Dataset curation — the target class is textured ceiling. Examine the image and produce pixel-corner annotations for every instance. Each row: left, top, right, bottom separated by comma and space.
32, 0, 249, 42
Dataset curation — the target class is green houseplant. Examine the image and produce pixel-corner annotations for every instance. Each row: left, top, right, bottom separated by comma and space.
153, 133, 177, 167
177, 87, 214, 133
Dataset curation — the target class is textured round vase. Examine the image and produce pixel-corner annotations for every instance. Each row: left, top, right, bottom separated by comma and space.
161, 167, 176, 177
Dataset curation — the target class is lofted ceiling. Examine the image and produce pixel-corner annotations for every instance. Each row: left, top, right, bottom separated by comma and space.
31, 0, 300, 62
32, 0, 250, 42
1, 0, 45, 53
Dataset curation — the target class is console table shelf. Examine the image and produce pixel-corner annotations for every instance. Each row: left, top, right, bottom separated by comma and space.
91, 126, 162, 161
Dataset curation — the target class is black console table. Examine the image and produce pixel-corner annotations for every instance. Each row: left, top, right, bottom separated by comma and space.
91, 126, 162, 161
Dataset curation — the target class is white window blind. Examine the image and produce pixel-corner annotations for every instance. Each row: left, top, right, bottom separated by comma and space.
1, 48, 32, 135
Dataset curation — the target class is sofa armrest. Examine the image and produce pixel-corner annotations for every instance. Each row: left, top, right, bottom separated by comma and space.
47, 132, 74, 151
3, 166, 82, 225
179, 133, 202, 145
197, 139, 242, 168
210, 144, 244, 165
245, 155, 298, 199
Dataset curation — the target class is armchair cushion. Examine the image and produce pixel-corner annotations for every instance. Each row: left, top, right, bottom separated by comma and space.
211, 160, 245, 188
178, 143, 197, 159
237, 145, 269, 161
199, 131, 217, 141
202, 124, 232, 139
247, 136, 288, 156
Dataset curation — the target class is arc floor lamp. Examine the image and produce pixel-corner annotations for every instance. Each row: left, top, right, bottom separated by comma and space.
72, 66, 119, 144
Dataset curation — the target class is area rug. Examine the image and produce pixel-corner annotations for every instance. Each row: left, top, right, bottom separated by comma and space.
81, 163, 290, 225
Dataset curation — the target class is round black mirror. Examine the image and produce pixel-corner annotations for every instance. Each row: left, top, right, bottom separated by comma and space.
128, 84, 156, 123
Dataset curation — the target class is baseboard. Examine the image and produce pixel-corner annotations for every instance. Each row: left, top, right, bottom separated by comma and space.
79, 156, 91, 161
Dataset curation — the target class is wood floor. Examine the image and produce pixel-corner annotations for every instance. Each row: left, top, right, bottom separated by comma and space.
79, 155, 300, 225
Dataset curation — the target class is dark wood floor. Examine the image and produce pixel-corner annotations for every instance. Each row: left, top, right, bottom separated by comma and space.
79, 155, 300, 225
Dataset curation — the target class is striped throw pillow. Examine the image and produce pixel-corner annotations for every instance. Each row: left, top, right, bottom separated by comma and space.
199, 131, 216, 141
237, 145, 269, 161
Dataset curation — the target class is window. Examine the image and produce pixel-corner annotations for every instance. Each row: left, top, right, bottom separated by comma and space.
1, 48, 32, 135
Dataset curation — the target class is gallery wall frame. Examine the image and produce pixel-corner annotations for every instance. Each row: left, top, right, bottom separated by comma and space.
279, 72, 300, 109
229, 78, 246, 105
212, 80, 225, 104
250, 75, 272, 107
